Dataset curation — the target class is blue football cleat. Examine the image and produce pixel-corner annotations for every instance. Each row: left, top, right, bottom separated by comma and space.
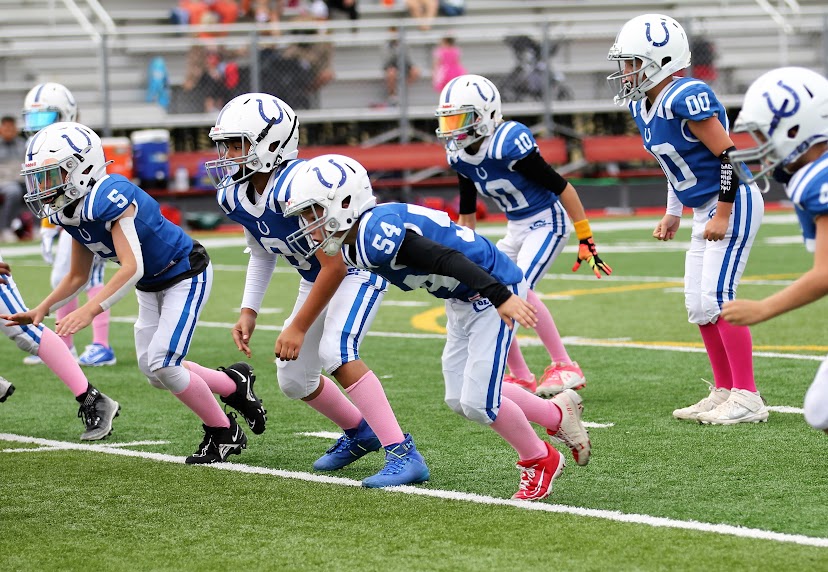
362, 434, 430, 488
313, 419, 381, 471
78, 344, 117, 367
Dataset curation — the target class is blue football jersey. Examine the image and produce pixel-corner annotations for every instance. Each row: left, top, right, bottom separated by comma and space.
629, 77, 745, 208
217, 159, 321, 282
49, 174, 194, 289
448, 121, 557, 220
787, 151, 828, 252
343, 203, 524, 301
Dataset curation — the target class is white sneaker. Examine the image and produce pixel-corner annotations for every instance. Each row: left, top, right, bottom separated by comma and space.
23, 345, 78, 365
697, 389, 769, 425
673, 383, 730, 421
548, 389, 591, 466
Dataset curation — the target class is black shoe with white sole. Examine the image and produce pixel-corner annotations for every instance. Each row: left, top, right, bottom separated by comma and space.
185, 413, 248, 464
219, 362, 267, 435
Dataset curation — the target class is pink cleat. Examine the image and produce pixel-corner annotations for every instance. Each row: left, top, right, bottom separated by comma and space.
536, 362, 586, 398
512, 442, 565, 501
503, 373, 537, 393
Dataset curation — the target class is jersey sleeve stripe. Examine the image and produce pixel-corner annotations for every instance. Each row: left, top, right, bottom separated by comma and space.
663, 80, 705, 120
84, 186, 98, 221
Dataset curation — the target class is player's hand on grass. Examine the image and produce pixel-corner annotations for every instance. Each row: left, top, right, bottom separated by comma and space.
497, 294, 537, 330
721, 299, 767, 326
275, 323, 306, 361
572, 237, 612, 278
232, 310, 257, 358
653, 214, 681, 241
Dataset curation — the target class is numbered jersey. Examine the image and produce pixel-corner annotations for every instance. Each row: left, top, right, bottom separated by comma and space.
217, 159, 321, 282
787, 151, 828, 252
448, 121, 556, 220
48, 174, 194, 289
629, 77, 734, 208
343, 203, 523, 301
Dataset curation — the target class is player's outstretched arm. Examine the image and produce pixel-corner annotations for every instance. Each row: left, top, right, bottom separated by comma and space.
688, 117, 738, 242
722, 216, 828, 325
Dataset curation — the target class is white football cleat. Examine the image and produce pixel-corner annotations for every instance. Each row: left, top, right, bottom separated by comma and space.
697, 389, 769, 425
673, 383, 730, 421
548, 389, 591, 466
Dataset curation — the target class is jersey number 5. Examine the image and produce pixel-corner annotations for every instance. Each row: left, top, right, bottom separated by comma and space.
372, 221, 402, 254
107, 189, 128, 209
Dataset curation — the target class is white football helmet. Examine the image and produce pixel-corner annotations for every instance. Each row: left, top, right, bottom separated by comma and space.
435, 74, 503, 153
21, 122, 108, 219
607, 14, 691, 106
730, 67, 828, 183
284, 154, 376, 257
206, 93, 299, 190
22, 82, 78, 136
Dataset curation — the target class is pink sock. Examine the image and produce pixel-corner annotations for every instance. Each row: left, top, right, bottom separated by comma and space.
699, 323, 733, 390
37, 327, 89, 397
184, 361, 237, 396
506, 341, 534, 380
87, 285, 110, 347
490, 397, 548, 461
173, 370, 230, 428
528, 289, 570, 363
306, 376, 363, 431
501, 382, 562, 433
55, 298, 77, 349
717, 318, 757, 392
345, 370, 405, 446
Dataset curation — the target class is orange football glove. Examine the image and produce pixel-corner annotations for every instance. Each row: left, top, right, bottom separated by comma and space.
572, 237, 612, 278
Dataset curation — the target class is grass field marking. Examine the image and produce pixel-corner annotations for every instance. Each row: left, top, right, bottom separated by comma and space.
767, 406, 806, 414
538, 281, 681, 298
541, 273, 798, 286
2, 432, 826, 549
0, 439, 170, 454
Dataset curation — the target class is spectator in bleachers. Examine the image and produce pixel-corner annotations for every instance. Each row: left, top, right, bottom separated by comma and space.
405, 0, 438, 30
381, 26, 421, 107
279, 7, 334, 108
182, 45, 232, 112
432, 36, 466, 93
324, 0, 358, 21
438, 0, 464, 16
0, 116, 26, 243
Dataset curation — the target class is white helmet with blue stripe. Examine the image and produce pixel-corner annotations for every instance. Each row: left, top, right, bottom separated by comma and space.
21, 122, 107, 219
22, 82, 78, 136
207, 93, 299, 190
435, 74, 503, 153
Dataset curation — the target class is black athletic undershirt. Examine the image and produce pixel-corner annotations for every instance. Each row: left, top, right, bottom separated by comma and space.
395, 229, 513, 307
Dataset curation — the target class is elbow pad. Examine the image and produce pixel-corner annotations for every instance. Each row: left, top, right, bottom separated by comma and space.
718, 146, 739, 203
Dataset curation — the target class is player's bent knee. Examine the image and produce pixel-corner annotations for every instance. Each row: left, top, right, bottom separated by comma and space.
444, 397, 464, 416
12, 334, 39, 355
146, 376, 167, 390
277, 369, 319, 400
460, 401, 495, 425
152, 365, 191, 393
804, 363, 828, 430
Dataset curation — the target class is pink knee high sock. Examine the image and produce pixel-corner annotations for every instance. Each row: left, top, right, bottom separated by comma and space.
527, 289, 571, 364
345, 370, 405, 447
716, 318, 757, 392
490, 397, 548, 461
184, 361, 237, 396
501, 382, 562, 433
86, 285, 110, 347
173, 370, 230, 428
37, 327, 89, 397
698, 322, 733, 390
506, 340, 534, 380
306, 376, 363, 431
55, 298, 77, 349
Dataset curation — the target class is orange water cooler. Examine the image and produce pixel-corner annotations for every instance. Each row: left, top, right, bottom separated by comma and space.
101, 137, 134, 181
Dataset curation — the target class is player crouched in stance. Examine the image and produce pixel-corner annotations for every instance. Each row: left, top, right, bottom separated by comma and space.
608, 14, 767, 424
2, 122, 266, 463
0, 256, 117, 440
436, 74, 611, 397
286, 154, 592, 500
722, 68, 828, 433
208, 94, 428, 488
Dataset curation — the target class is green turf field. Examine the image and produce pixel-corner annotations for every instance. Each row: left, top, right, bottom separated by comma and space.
1, 212, 827, 571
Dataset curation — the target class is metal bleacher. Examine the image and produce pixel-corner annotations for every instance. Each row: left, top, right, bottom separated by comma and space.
0, 0, 826, 135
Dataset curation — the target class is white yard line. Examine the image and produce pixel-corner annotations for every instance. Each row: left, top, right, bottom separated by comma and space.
1, 431, 825, 548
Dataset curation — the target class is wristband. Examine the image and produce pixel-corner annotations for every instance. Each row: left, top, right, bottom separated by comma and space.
573, 219, 593, 241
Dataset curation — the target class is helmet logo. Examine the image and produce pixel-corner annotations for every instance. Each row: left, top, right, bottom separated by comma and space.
763, 80, 801, 136
312, 159, 347, 189
257, 98, 284, 124
61, 127, 92, 154
472, 81, 496, 103
257, 220, 270, 236
645, 21, 670, 47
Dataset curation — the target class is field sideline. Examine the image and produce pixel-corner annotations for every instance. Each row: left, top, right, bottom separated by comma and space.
2, 213, 827, 570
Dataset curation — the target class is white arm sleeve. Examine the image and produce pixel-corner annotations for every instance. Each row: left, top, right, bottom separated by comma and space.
241, 229, 277, 313
666, 184, 683, 217
99, 216, 144, 311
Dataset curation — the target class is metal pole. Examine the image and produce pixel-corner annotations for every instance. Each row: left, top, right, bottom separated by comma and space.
541, 21, 553, 135
397, 24, 411, 144
99, 33, 112, 136
250, 30, 261, 93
